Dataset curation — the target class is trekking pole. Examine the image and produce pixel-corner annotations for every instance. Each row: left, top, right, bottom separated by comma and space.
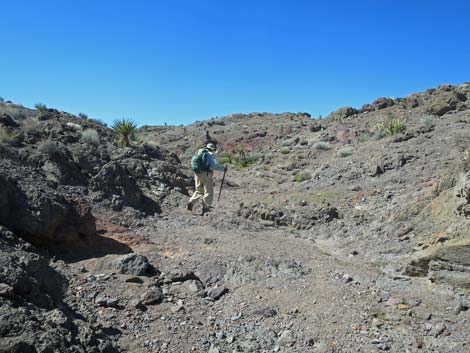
217, 167, 227, 203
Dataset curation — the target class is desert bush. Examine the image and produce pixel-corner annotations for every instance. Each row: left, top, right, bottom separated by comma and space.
280, 146, 290, 154
112, 118, 137, 147
0, 126, 15, 144
294, 171, 311, 182
66, 122, 82, 131
217, 152, 232, 166
219, 149, 261, 169
38, 140, 65, 158
0, 97, 4, 103
78, 112, 88, 119
22, 118, 41, 134
386, 119, 407, 135
417, 115, 434, 132
35, 103, 48, 112
80, 128, 99, 146
314, 142, 332, 150
338, 147, 353, 157
375, 119, 406, 137
460, 149, 470, 172
373, 123, 387, 140
281, 139, 294, 147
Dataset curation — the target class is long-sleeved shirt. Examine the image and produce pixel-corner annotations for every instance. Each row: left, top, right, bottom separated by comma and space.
207, 152, 225, 172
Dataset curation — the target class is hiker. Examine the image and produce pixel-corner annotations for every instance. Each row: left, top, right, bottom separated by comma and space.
187, 143, 227, 214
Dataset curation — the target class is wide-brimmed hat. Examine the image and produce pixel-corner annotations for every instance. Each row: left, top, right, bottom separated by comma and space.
206, 143, 217, 151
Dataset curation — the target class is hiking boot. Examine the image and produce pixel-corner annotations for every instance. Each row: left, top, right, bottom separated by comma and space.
187, 202, 193, 211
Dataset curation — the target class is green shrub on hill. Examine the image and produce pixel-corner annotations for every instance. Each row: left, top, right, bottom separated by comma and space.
314, 142, 331, 150
294, 171, 311, 182
80, 129, 99, 146
112, 118, 136, 147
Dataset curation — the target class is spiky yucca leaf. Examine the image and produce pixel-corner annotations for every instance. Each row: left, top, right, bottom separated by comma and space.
112, 118, 137, 147
385, 119, 406, 136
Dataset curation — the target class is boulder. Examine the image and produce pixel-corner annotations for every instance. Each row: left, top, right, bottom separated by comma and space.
0, 114, 19, 128
429, 91, 467, 116
114, 253, 154, 276
0, 170, 96, 247
140, 286, 163, 305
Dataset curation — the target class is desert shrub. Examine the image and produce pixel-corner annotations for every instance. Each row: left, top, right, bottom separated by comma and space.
35, 103, 48, 112
314, 142, 331, 150
281, 139, 294, 147
66, 122, 82, 131
112, 118, 137, 147
294, 171, 311, 182
338, 147, 353, 157
373, 123, 387, 140
280, 146, 290, 154
358, 135, 370, 143
417, 115, 434, 132
221, 149, 261, 169
459, 149, 470, 172
38, 140, 64, 158
0, 126, 14, 144
0, 97, 4, 103
299, 139, 308, 146
217, 152, 232, 165
375, 119, 406, 137
22, 118, 41, 134
386, 119, 406, 135
374, 121, 399, 137
78, 112, 88, 119
80, 128, 99, 146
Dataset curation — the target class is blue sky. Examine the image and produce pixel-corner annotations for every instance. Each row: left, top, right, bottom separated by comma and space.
1, 0, 469, 126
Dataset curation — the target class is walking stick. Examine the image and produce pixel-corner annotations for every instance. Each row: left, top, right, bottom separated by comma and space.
217, 168, 227, 203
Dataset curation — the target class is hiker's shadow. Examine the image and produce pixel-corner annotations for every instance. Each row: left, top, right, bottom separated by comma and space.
47, 232, 132, 262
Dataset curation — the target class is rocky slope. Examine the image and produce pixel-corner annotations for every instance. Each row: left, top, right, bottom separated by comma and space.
1, 83, 470, 353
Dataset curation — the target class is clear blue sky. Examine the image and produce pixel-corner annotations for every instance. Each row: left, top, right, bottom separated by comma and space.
1, 0, 469, 126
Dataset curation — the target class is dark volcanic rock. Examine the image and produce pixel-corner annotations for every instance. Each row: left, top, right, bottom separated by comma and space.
0, 169, 96, 246
140, 286, 164, 305
114, 253, 155, 276
0, 114, 19, 128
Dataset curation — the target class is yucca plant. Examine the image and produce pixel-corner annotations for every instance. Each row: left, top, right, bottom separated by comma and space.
385, 119, 406, 136
112, 118, 137, 147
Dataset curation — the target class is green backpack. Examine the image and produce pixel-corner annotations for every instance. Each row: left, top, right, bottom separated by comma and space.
191, 148, 210, 173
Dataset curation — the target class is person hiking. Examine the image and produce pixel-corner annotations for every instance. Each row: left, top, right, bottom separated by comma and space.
187, 143, 227, 214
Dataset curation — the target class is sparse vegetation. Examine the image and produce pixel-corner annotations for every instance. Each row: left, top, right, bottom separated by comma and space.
35, 103, 48, 112
66, 122, 82, 131
22, 118, 41, 135
112, 118, 137, 147
78, 113, 88, 119
38, 140, 64, 158
218, 147, 261, 169
0, 126, 15, 144
294, 171, 311, 182
314, 142, 332, 150
338, 147, 353, 157
80, 128, 99, 146
281, 139, 294, 147
417, 115, 435, 132
280, 146, 291, 154
375, 119, 407, 138
386, 118, 407, 135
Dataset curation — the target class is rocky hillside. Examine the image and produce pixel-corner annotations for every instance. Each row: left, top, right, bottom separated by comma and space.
1, 83, 469, 353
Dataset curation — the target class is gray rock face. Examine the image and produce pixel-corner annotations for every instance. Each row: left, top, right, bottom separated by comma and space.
0, 167, 96, 247
238, 202, 339, 230
0, 227, 118, 352
114, 253, 154, 276
141, 286, 163, 305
